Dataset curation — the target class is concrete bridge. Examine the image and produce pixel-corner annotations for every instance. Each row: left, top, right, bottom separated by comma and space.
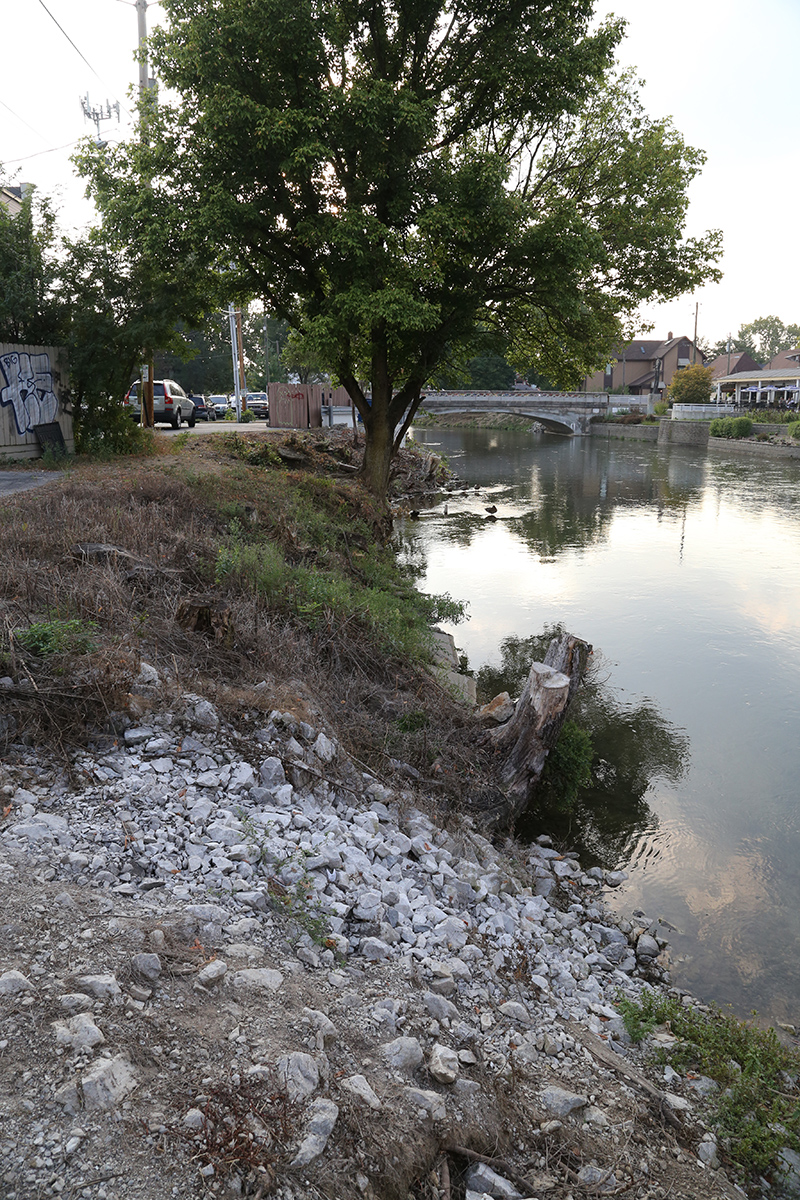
420, 391, 610, 435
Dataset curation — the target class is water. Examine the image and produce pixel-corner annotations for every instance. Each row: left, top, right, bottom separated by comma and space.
402, 426, 800, 1024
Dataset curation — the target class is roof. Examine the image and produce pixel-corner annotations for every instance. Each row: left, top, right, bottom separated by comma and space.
715, 367, 800, 385
613, 335, 696, 363
767, 348, 800, 369
707, 352, 762, 379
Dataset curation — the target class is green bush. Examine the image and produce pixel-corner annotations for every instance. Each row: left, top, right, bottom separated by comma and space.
653, 401, 669, 416
616, 990, 800, 1184
709, 416, 753, 439
240, 409, 256, 422
224, 408, 237, 421
788, 420, 800, 440
15, 617, 98, 656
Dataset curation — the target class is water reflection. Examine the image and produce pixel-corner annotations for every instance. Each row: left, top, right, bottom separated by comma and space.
405, 426, 800, 1022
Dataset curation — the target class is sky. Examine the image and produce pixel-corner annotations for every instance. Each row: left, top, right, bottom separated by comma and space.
2, 0, 799, 352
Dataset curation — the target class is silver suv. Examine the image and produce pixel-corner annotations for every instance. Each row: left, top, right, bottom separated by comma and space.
123, 379, 196, 429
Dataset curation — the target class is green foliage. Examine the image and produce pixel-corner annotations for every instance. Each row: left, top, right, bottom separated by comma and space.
788, 420, 800, 440
0, 188, 63, 344
666, 363, 715, 404
615, 991, 800, 1183
15, 617, 98, 656
396, 710, 429, 734
539, 720, 593, 809
653, 401, 669, 416
223, 409, 237, 421
240, 408, 256, 422
713, 316, 800, 365
212, 504, 464, 662
76, 1, 721, 496
710, 416, 753, 439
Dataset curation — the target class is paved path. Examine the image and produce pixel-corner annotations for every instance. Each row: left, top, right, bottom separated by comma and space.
0, 470, 60, 498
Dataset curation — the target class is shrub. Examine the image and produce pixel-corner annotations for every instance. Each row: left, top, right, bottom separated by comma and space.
788, 420, 800, 440
15, 617, 98, 656
616, 990, 800, 1185
710, 416, 753, 439
654, 401, 669, 416
240, 409, 256, 422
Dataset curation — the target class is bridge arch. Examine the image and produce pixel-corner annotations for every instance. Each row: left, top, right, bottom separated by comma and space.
418, 391, 609, 435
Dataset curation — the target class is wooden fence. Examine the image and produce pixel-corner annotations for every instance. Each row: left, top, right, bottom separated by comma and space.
267, 383, 354, 428
0, 343, 74, 461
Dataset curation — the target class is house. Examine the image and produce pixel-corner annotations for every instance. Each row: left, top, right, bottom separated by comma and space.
581, 334, 702, 397
767, 347, 800, 370
0, 183, 32, 218
707, 351, 762, 380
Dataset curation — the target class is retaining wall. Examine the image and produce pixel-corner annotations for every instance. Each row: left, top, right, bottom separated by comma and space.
589, 422, 658, 442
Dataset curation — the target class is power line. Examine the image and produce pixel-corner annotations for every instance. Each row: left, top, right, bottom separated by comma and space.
0, 97, 48, 142
3, 138, 84, 165
35, 0, 132, 117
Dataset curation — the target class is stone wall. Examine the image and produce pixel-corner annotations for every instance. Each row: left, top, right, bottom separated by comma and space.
657, 418, 709, 447
589, 422, 658, 442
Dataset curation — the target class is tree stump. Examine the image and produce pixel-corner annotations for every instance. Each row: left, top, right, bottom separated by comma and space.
175, 597, 233, 644
491, 632, 591, 822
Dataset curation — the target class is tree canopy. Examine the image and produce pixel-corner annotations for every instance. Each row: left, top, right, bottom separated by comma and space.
666, 362, 714, 405
78, 0, 722, 496
709, 316, 800, 366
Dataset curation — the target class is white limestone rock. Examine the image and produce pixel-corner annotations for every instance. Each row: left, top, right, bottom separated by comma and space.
291, 1098, 339, 1167
428, 1043, 459, 1084
339, 1074, 382, 1109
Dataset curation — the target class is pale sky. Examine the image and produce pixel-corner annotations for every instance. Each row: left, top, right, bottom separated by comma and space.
3, 0, 798, 350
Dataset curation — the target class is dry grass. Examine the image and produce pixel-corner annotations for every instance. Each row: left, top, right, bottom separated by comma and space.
0, 434, 491, 805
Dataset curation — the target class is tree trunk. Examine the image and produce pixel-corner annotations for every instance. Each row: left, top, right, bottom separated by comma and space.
360, 399, 394, 498
490, 632, 591, 823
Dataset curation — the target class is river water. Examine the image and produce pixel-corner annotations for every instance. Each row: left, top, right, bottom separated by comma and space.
401, 426, 800, 1025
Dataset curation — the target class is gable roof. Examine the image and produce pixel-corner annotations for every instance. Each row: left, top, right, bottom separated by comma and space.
768, 348, 800, 369
707, 352, 762, 379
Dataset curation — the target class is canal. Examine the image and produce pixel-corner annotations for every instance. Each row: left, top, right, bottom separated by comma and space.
400, 425, 800, 1025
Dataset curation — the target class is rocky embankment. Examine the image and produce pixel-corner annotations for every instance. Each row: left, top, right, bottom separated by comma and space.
0, 667, 745, 1200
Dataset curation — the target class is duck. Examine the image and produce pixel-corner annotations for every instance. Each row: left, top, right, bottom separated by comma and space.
485, 504, 497, 514
409, 510, 420, 520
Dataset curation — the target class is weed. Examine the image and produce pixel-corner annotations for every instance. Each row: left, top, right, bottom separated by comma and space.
172, 431, 191, 450
396, 710, 429, 734
616, 990, 800, 1184
15, 617, 98, 657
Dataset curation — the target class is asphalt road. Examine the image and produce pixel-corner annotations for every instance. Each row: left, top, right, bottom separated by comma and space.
0, 469, 59, 497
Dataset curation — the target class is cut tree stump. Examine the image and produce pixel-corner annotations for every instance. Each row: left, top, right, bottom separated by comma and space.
490, 631, 591, 822
175, 597, 233, 644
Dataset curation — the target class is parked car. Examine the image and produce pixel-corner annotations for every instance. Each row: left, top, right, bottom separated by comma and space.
245, 392, 269, 420
190, 395, 216, 421
209, 395, 231, 417
123, 379, 196, 429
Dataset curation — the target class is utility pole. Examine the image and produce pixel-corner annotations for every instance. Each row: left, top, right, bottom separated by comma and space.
235, 308, 247, 411
693, 302, 699, 364
726, 335, 732, 375
228, 303, 243, 419
133, 0, 155, 427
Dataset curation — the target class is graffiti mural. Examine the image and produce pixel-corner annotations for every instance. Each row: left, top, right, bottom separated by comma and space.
0, 350, 60, 437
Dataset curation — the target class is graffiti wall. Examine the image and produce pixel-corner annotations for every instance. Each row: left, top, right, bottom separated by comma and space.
0, 343, 73, 460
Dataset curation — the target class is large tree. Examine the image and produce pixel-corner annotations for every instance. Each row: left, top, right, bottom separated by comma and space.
79, 0, 721, 497
0, 185, 63, 346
